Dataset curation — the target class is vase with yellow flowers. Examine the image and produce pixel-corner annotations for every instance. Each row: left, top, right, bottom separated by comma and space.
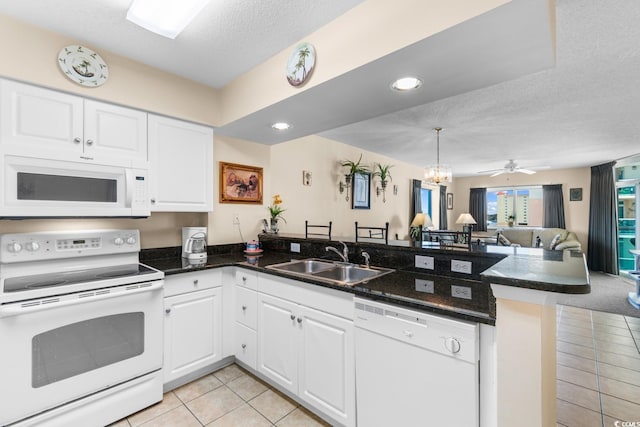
267, 194, 286, 233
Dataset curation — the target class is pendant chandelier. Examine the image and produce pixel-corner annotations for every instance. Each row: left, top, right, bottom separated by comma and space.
424, 127, 452, 184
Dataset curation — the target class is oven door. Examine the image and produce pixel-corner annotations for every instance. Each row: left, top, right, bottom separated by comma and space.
0, 155, 149, 218
0, 280, 163, 426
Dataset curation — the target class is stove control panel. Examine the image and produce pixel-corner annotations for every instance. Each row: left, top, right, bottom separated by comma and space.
0, 229, 141, 263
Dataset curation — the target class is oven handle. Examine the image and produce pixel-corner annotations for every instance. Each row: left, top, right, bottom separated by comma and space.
0, 280, 163, 318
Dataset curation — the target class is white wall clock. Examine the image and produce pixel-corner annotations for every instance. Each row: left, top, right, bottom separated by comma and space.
286, 42, 316, 87
57, 45, 109, 87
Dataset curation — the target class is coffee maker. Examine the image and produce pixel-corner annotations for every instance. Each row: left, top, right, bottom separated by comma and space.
182, 227, 208, 263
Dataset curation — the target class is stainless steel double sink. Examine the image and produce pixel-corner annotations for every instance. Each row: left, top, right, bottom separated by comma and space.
265, 258, 394, 286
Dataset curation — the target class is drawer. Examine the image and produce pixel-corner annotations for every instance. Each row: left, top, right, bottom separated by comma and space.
164, 269, 221, 297
235, 322, 257, 370
235, 268, 258, 290
235, 286, 257, 329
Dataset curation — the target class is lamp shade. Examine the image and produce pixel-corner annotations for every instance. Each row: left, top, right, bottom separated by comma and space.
411, 213, 433, 228
455, 213, 477, 225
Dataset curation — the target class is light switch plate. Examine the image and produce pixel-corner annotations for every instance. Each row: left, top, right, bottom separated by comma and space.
451, 260, 472, 274
415, 279, 434, 293
415, 255, 434, 270
290, 242, 301, 253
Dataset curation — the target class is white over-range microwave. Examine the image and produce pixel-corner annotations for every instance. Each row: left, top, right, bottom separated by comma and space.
0, 155, 150, 218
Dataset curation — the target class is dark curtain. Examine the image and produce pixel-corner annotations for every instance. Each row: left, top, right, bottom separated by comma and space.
543, 184, 566, 228
587, 162, 619, 274
412, 179, 422, 220
439, 185, 448, 230
469, 188, 487, 232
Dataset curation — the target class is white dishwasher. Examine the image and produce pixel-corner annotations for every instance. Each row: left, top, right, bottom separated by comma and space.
354, 297, 479, 427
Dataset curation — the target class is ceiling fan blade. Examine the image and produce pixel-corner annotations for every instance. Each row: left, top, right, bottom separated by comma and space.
516, 168, 536, 175
476, 168, 502, 174
490, 170, 505, 177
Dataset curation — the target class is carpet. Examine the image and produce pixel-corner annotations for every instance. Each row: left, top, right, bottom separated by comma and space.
556, 271, 640, 318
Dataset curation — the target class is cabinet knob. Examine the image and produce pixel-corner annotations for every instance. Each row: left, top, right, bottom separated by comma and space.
165, 308, 171, 314
85, 139, 94, 145
241, 344, 247, 349
290, 314, 296, 320
150, 198, 156, 204
242, 276, 247, 282
242, 305, 247, 311
297, 317, 303, 324
73, 137, 81, 144
193, 279, 199, 286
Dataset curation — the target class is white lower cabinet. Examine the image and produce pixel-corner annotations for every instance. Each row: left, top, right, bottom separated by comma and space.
256, 277, 355, 427
163, 271, 222, 384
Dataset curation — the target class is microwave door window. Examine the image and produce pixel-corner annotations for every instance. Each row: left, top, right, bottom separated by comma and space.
17, 172, 117, 203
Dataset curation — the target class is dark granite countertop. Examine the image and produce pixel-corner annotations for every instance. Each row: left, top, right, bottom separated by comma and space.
480, 247, 590, 294
142, 241, 590, 325
142, 250, 496, 325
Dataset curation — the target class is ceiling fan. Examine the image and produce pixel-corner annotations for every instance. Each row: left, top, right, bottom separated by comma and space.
477, 160, 548, 177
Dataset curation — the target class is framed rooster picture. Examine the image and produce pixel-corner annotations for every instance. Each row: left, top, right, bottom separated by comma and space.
219, 162, 263, 204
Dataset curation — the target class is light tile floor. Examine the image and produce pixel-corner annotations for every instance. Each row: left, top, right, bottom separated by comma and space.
111, 364, 330, 427
556, 305, 640, 427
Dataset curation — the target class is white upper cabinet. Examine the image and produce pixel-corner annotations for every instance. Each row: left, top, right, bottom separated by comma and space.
148, 114, 213, 212
0, 79, 147, 166
83, 100, 147, 163
0, 79, 83, 156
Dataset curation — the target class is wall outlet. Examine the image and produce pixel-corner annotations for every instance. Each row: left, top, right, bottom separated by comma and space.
451, 260, 472, 274
451, 285, 472, 300
302, 170, 312, 186
415, 255, 434, 270
290, 242, 301, 253
232, 213, 240, 225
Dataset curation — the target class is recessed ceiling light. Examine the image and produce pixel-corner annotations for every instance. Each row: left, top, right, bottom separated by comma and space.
271, 122, 292, 131
127, 0, 211, 39
391, 77, 422, 91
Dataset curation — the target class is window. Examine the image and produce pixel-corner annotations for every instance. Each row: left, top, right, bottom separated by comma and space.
487, 186, 542, 228
421, 188, 432, 217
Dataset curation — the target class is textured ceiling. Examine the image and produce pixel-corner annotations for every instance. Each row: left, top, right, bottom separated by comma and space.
1, 0, 638, 176
0, 0, 365, 88
321, 0, 640, 176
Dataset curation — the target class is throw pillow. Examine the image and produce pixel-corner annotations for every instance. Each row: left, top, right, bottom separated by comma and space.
550, 233, 562, 249
498, 234, 511, 246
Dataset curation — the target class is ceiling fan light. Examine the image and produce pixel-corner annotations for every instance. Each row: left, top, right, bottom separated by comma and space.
127, 0, 211, 39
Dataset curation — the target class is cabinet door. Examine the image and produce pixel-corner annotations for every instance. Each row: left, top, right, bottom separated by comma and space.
84, 100, 147, 164
0, 79, 83, 157
163, 287, 221, 384
148, 114, 213, 212
298, 305, 355, 427
257, 293, 298, 394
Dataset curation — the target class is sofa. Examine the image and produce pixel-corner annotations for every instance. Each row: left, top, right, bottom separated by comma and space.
497, 227, 582, 251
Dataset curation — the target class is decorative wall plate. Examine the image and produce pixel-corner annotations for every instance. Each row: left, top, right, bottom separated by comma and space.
286, 42, 316, 87
57, 45, 109, 87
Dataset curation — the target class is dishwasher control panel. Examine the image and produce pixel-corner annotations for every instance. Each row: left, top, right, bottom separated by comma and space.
354, 298, 479, 363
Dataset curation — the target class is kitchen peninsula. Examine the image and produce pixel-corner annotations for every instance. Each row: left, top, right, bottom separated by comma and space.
143, 233, 589, 427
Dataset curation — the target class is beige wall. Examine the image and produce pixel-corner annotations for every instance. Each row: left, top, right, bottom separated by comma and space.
451, 167, 591, 253
269, 135, 430, 241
